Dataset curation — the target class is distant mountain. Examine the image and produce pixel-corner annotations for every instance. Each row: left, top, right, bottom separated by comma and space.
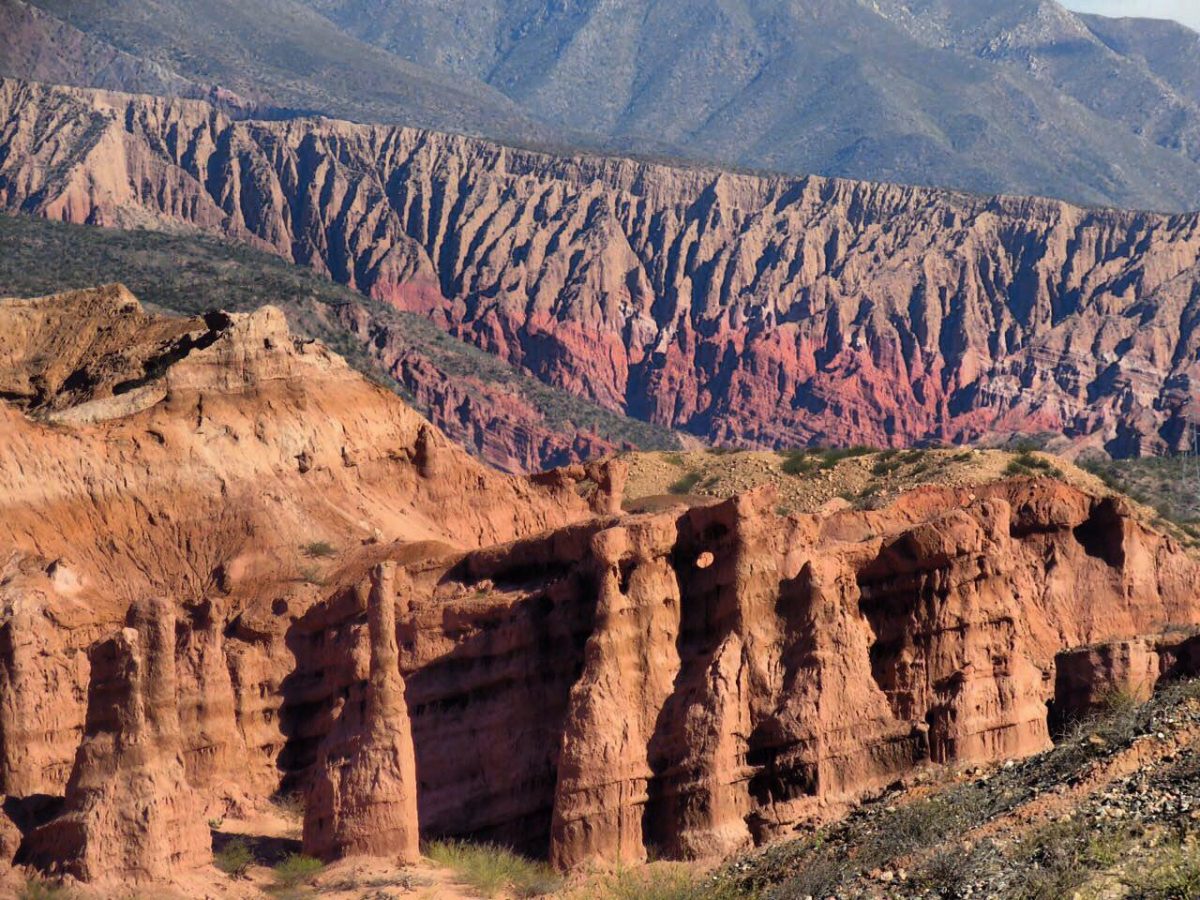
2, 0, 553, 141
8, 0, 1200, 210
298, 0, 1200, 211
4, 78, 1199, 459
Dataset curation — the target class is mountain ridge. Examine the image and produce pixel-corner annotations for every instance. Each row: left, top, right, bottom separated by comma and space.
5, 0, 1200, 210
3, 77, 1199, 458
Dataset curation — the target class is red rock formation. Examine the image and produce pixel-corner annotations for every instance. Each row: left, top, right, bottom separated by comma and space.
18, 596, 210, 883
2, 284, 1200, 889
4, 78, 1200, 455
0, 284, 593, 814
331, 301, 645, 473
303, 562, 420, 862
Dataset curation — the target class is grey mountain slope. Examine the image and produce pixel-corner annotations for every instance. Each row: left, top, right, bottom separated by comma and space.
300, 0, 1200, 211
0, 0, 206, 99
10, 0, 1200, 210
16, 0, 552, 141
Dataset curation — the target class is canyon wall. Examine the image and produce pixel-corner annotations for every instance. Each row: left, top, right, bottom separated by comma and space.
3, 78, 1200, 456
2, 287, 1199, 884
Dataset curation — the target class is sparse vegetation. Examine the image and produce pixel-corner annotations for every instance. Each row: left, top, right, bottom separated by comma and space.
1126, 842, 1200, 899
18, 880, 73, 900
585, 866, 739, 900
295, 566, 325, 586
1004, 450, 1063, 479
720, 677, 1200, 898
425, 840, 561, 897
1080, 454, 1200, 549
301, 540, 338, 559
669, 472, 704, 495
272, 853, 325, 889
214, 838, 255, 878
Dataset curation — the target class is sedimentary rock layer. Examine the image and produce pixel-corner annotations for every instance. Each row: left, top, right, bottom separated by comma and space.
2, 286, 1199, 887
18, 597, 210, 883
3, 78, 1200, 455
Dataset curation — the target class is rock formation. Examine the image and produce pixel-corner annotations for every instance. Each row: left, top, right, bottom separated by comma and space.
18, 597, 210, 883
4, 78, 1200, 456
1, 285, 1200, 889
303, 562, 420, 862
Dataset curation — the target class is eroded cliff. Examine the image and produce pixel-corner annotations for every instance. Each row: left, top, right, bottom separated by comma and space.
1, 286, 1199, 892
3, 78, 1200, 455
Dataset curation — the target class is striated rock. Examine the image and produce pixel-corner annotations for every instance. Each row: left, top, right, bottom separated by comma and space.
1052, 631, 1200, 729
281, 479, 1200, 869
4, 79, 1200, 455
303, 562, 420, 862
18, 597, 210, 883
1, 284, 1200, 888
0, 284, 593, 808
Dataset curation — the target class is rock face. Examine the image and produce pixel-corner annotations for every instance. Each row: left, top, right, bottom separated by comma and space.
303, 563, 420, 862
1, 285, 1199, 888
4, 79, 1200, 456
18, 597, 210, 883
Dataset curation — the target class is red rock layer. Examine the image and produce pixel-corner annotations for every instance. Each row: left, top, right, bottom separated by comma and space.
4, 78, 1200, 454
284, 480, 1200, 868
17, 597, 210, 883
303, 563, 420, 862
2, 286, 1200, 886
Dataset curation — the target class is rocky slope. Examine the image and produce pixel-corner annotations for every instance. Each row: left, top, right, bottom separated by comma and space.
0, 212, 682, 473
2, 0, 551, 144
16, 0, 1200, 210
302, 0, 1200, 211
2, 285, 1199, 895
4, 78, 1200, 457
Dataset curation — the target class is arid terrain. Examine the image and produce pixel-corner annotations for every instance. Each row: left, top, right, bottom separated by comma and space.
3, 78, 1200, 459
1, 285, 1199, 898
4, 1, 1200, 897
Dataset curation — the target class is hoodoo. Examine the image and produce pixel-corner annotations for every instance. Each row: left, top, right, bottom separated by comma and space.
0, 286, 1199, 893
18, 597, 210, 883
303, 562, 421, 862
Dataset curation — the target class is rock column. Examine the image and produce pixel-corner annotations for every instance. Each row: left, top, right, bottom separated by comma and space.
303, 562, 420, 862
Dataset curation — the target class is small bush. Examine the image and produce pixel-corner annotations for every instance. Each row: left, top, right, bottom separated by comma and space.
779, 451, 820, 476
426, 840, 560, 897
668, 472, 704, 495
766, 855, 849, 900
18, 880, 72, 900
594, 866, 711, 900
1005, 451, 1062, 479
913, 848, 971, 899
301, 541, 337, 559
272, 854, 325, 889
215, 838, 255, 878
1127, 844, 1200, 898
1009, 819, 1131, 900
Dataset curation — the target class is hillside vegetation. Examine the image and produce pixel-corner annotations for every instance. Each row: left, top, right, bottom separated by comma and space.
0, 214, 681, 466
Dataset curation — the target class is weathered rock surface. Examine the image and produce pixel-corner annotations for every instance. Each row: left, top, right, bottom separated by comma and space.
303, 562, 420, 862
18, 596, 210, 883
1, 285, 1199, 890
3, 78, 1200, 456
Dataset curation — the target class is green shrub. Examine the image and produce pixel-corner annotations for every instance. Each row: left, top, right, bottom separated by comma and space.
779, 451, 820, 476
425, 840, 560, 898
18, 880, 72, 900
1127, 844, 1200, 898
913, 849, 970, 899
214, 838, 254, 878
272, 854, 325, 889
301, 541, 337, 559
668, 472, 704, 495
593, 866, 740, 900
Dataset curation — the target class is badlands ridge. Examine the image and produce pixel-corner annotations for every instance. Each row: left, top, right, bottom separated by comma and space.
0, 285, 1198, 894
